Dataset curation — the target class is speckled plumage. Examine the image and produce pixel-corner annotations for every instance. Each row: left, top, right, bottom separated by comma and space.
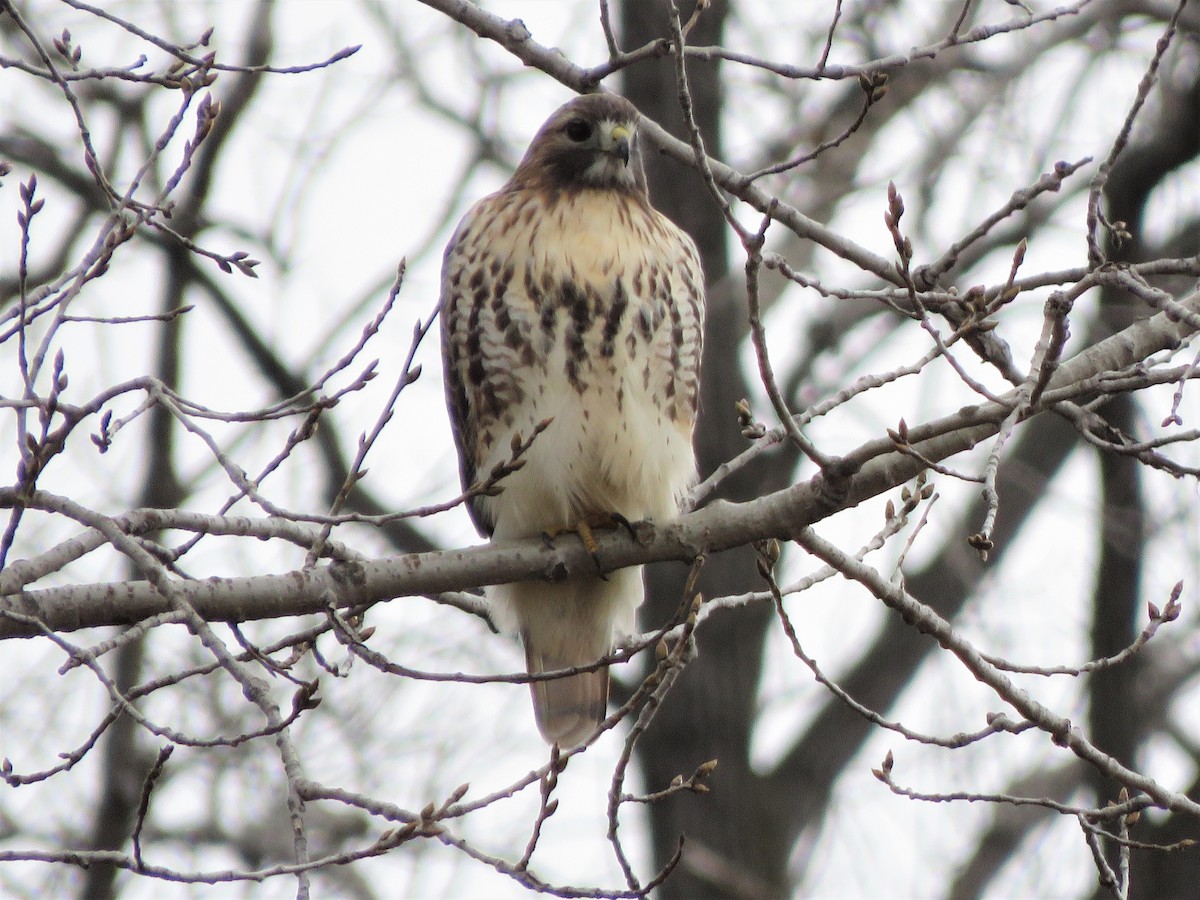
441, 94, 704, 748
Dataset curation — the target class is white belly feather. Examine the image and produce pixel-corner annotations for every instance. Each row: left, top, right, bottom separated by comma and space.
473, 190, 700, 542
483, 358, 695, 541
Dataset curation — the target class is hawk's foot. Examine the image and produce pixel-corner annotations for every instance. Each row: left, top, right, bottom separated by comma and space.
543, 516, 639, 578
573, 520, 606, 578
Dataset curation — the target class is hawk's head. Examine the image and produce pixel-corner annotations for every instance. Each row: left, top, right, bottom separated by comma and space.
513, 94, 648, 196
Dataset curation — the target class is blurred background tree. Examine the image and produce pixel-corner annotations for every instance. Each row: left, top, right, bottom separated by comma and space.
1, 1, 1198, 898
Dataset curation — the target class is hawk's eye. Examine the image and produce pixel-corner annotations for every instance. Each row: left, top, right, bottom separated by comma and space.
564, 119, 593, 142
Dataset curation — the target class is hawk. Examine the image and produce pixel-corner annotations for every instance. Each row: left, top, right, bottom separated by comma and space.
441, 94, 705, 748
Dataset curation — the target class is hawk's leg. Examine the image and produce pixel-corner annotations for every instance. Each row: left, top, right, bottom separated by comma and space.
538, 524, 604, 576
542, 515, 636, 578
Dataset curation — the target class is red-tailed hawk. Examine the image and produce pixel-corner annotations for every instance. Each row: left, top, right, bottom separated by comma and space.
441, 94, 705, 748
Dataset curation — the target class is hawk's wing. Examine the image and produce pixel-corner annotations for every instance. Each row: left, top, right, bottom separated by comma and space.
440, 206, 496, 537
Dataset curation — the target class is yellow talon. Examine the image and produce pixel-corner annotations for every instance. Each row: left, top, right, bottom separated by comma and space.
543, 516, 639, 578
575, 520, 599, 555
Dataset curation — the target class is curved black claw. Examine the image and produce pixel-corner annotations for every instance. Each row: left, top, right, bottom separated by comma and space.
610, 512, 640, 542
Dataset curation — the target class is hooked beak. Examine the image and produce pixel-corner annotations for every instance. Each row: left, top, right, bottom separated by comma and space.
607, 124, 632, 165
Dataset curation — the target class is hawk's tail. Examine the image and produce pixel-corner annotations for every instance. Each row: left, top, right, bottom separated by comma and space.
525, 642, 610, 749
497, 567, 641, 749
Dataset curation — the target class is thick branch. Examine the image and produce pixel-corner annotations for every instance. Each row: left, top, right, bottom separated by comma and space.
4, 283, 1196, 638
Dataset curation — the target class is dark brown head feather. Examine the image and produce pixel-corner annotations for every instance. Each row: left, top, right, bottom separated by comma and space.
509, 94, 648, 197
